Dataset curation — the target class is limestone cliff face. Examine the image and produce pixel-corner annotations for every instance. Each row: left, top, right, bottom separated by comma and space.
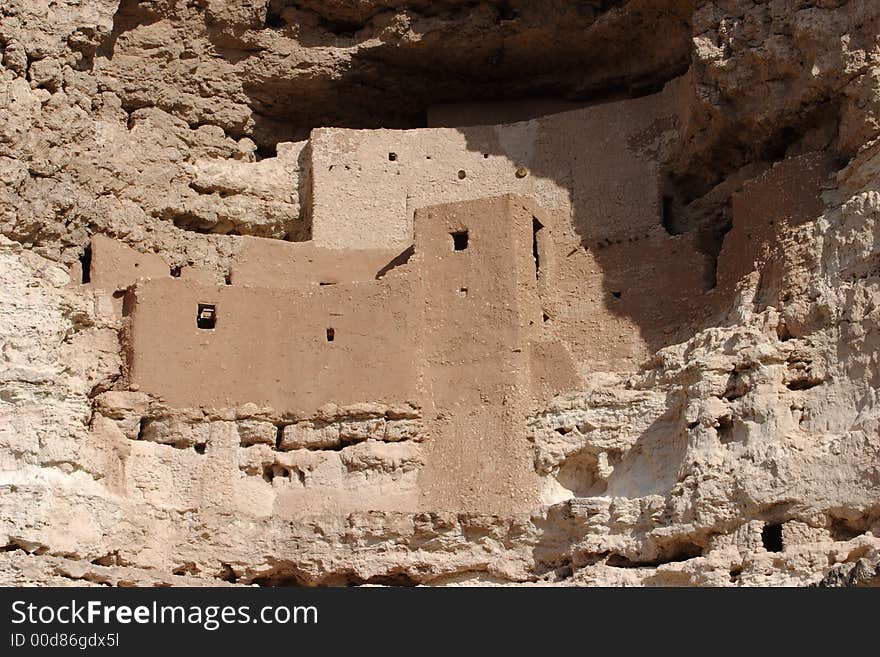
1, 1, 880, 587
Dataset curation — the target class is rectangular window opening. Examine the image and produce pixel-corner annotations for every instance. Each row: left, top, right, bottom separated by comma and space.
197, 303, 217, 329
662, 195, 678, 235
451, 230, 469, 251
326, 327, 335, 342
532, 217, 544, 282
79, 244, 92, 284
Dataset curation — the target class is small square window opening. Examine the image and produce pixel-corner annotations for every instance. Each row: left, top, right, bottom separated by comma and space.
197, 303, 216, 329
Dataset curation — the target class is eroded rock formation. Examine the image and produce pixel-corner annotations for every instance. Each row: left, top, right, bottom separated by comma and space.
1, 0, 880, 586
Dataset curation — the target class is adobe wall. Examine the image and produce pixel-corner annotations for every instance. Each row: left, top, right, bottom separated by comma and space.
715, 152, 835, 314
307, 79, 715, 371
547, 231, 715, 371
91, 78, 716, 379
87, 233, 406, 292
88, 235, 170, 292
125, 275, 420, 415
94, 176, 713, 515
121, 195, 559, 513
230, 236, 404, 288
308, 84, 679, 251
124, 196, 568, 415
414, 196, 549, 512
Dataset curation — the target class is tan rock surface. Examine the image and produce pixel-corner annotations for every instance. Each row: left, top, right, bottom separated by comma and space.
1, 0, 880, 587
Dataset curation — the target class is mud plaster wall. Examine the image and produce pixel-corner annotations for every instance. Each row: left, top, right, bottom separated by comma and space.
415, 197, 559, 512
126, 271, 420, 416
715, 152, 836, 317
230, 237, 404, 288
309, 77, 690, 250
308, 78, 715, 372
122, 196, 567, 513
123, 196, 569, 414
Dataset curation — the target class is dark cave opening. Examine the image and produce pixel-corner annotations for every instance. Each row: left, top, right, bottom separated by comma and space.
762, 523, 784, 553
233, 0, 697, 153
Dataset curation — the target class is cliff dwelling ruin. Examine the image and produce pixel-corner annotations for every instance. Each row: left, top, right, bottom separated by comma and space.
2, 0, 879, 589
83, 80, 835, 518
